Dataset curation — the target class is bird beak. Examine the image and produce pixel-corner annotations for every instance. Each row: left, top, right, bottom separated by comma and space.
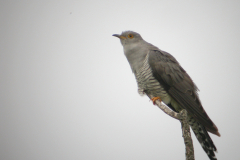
112, 34, 126, 39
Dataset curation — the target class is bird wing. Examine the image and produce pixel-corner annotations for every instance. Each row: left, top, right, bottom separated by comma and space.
148, 49, 219, 136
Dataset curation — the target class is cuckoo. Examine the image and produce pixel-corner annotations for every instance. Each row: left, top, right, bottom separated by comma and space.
113, 31, 220, 160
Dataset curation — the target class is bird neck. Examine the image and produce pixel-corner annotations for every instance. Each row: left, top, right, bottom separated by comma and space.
124, 43, 148, 73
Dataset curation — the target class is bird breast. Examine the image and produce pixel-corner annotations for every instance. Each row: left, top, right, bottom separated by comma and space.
135, 53, 171, 104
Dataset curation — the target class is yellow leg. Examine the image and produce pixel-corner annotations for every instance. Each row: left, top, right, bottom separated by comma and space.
151, 97, 161, 105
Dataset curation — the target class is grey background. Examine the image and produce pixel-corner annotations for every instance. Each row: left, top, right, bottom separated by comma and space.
1, 1, 240, 160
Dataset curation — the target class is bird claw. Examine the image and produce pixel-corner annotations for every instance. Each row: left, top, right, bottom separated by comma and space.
150, 97, 161, 105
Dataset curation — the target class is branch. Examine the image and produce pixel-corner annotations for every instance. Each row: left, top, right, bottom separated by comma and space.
179, 110, 195, 160
148, 95, 195, 160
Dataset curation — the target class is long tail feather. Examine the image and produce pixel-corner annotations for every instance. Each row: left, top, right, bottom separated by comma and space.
188, 115, 217, 160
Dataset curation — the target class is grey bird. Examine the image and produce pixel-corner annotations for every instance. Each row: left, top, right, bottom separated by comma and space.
113, 31, 220, 160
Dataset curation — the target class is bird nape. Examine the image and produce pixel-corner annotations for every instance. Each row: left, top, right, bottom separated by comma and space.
113, 31, 220, 160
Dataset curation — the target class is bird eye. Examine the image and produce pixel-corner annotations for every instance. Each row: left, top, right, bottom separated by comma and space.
128, 34, 134, 39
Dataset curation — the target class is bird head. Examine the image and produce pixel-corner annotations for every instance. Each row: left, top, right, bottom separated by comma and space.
112, 31, 143, 46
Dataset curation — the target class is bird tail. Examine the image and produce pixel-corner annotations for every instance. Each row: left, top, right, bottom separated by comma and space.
188, 115, 217, 160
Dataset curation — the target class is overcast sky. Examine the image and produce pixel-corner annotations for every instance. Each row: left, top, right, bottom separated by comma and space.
1, 1, 240, 160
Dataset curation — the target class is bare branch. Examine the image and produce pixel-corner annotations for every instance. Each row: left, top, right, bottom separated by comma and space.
148, 95, 195, 160
179, 110, 195, 160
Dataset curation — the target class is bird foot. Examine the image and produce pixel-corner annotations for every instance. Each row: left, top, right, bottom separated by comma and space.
150, 97, 161, 105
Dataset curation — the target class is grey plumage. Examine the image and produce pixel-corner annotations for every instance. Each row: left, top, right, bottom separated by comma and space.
113, 31, 220, 160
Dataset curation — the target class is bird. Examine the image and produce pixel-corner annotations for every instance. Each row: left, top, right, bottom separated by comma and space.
113, 31, 220, 160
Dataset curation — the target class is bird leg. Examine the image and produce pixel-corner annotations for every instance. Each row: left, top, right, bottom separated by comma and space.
151, 97, 161, 105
